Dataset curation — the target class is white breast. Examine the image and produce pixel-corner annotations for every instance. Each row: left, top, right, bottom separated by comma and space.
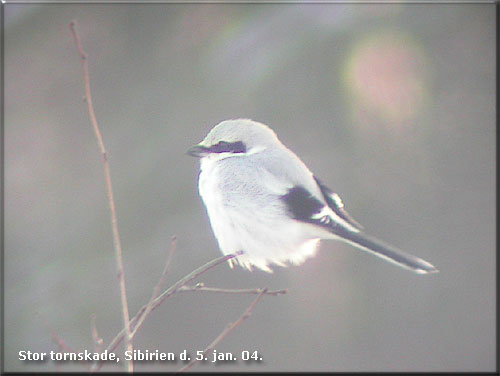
198, 158, 322, 272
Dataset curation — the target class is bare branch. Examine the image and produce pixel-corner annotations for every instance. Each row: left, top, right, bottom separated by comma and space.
178, 288, 268, 372
178, 284, 288, 296
69, 20, 134, 372
152, 250, 244, 307
90, 252, 243, 372
130, 236, 178, 339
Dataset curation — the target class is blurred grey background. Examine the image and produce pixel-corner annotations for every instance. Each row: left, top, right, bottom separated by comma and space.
4, 2, 495, 372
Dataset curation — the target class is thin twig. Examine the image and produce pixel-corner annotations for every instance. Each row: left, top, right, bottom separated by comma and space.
90, 314, 104, 353
130, 236, 178, 339
178, 284, 288, 296
49, 329, 91, 370
177, 289, 268, 372
69, 20, 134, 372
49, 329, 77, 354
152, 250, 244, 307
90, 252, 243, 372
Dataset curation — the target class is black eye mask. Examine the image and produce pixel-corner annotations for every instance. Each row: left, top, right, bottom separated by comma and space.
209, 141, 247, 154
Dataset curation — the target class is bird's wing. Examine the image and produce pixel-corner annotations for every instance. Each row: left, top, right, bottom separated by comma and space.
280, 183, 438, 274
312, 176, 364, 231
250, 148, 361, 231
281, 185, 360, 233
281, 186, 324, 224
258, 148, 362, 233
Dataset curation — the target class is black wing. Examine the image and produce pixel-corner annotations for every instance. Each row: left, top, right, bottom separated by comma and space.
281, 185, 339, 230
281, 186, 322, 222
313, 176, 363, 231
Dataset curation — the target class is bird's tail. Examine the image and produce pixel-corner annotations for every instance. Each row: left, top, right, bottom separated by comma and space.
334, 229, 438, 274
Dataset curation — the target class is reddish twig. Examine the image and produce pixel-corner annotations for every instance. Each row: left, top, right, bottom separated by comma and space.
130, 236, 178, 339
177, 288, 268, 372
69, 20, 134, 372
49, 329, 91, 370
49, 329, 77, 354
90, 314, 104, 353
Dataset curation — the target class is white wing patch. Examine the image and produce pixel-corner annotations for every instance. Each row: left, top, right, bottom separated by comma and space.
311, 206, 361, 233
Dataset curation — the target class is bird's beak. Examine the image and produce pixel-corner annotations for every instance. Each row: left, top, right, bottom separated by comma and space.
186, 144, 209, 158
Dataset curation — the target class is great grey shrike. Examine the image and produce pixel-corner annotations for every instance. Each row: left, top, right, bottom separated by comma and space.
188, 119, 438, 274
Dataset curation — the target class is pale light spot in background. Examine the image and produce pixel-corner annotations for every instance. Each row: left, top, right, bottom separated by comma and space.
343, 31, 429, 127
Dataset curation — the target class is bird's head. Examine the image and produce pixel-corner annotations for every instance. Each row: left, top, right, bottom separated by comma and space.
187, 119, 281, 161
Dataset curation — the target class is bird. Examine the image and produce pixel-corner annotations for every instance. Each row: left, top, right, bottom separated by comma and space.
187, 119, 438, 274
